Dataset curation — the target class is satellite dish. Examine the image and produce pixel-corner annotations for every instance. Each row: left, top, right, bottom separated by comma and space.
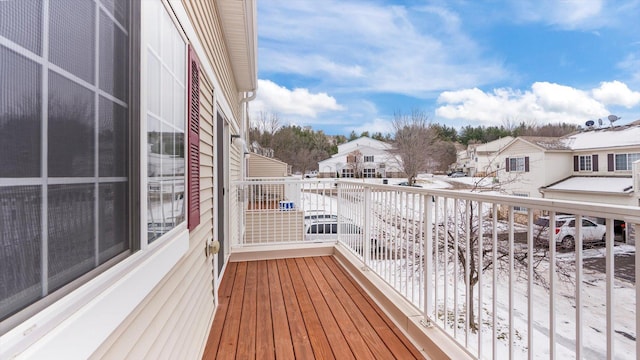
607, 114, 620, 127
598, 118, 603, 126
585, 120, 595, 127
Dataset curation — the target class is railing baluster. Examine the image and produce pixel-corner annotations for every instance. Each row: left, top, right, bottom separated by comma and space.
492, 203, 498, 360
465, 199, 471, 348
527, 209, 534, 360
509, 206, 514, 360
606, 217, 615, 360
434, 196, 439, 324
425, 192, 434, 321
444, 197, 449, 330
575, 214, 583, 360
549, 211, 556, 360
454, 199, 459, 340
478, 200, 484, 359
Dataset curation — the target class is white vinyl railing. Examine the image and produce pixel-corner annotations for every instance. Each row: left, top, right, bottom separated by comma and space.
235, 178, 640, 359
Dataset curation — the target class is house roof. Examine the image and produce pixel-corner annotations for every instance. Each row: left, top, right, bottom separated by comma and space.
336, 137, 392, 154
543, 176, 634, 194
471, 136, 514, 153
560, 122, 640, 150
519, 136, 571, 151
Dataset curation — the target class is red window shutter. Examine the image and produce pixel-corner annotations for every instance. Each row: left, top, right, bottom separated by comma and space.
607, 153, 614, 171
187, 45, 201, 231
524, 156, 530, 172
573, 156, 579, 171
505, 158, 510, 172
592, 154, 598, 172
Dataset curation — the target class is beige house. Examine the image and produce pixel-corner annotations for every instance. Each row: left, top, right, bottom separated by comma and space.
247, 153, 289, 177
1, 1, 256, 358
318, 137, 403, 178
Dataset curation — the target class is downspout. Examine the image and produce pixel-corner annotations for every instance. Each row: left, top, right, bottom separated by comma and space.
239, 90, 256, 180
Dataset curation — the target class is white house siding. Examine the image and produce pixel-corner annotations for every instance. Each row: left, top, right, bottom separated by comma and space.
92, 0, 250, 358
499, 141, 546, 198
543, 152, 573, 185
248, 154, 288, 177
92, 55, 216, 360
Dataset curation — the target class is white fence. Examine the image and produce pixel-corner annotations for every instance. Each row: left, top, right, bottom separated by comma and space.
235, 178, 640, 359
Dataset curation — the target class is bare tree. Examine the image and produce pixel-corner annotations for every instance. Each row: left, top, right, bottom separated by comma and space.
392, 109, 437, 185
346, 150, 364, 178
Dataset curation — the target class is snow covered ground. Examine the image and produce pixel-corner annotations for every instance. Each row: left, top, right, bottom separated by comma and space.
295, 177, 636, 359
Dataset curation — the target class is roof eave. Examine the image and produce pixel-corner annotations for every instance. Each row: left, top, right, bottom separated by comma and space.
216, 0, 258, 92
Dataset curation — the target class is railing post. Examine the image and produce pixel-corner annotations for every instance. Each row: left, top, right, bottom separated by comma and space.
423, 193, 434, 324
363, 186, 372, 265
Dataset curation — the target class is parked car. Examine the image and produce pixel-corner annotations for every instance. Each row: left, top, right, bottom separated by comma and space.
534, 215, 606, 249
397, 181, 422, 187
448, 171, 467, 178
304, 170, 318, 178
303, 210, 338, 221
304, 218, 378, 250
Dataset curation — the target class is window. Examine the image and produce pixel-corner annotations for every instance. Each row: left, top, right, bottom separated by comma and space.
512, 193, 528, 212
145, 1, 187, 242
364, 155, 374, 162
341, 168, 354, 178
363, 168, 375, 178
579, 155, 592, 171
509, 157, 526, 172
1, 0, 137, 323
615, 153, 640, 171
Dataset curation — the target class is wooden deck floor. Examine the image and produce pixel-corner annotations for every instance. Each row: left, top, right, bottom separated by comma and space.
203, 256, 424, 359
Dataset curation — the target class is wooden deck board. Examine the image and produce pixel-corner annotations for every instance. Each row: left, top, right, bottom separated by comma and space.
255, 260, 275, 359
203, 256, 423, 359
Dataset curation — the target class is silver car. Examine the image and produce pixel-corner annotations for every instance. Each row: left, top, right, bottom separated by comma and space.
534, 215, 606, 249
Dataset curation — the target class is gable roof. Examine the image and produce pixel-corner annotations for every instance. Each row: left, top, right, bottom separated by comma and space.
337, 137, 392, 154
560, 122, 640, 150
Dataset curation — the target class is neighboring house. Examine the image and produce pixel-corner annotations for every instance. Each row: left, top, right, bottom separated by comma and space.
540, 122, 640, 207
495, 123, 640, 242
318, 137, 403, 178
451, 137, 513, 176
496, 136, 573, 201
1, 1, 256, 358
247, 153, 289, 177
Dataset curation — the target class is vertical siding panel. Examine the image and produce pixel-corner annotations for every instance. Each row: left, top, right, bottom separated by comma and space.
92, 60, 217, 360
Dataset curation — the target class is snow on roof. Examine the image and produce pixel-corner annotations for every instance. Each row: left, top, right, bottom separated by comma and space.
544, 176, 634, 194
561, 123, 640, 150
519, 136, 570, 150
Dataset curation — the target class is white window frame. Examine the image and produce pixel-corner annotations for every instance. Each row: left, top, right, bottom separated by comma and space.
1, 2, 191, 357
364, 155, 374, 163
143, 0, 188, 245
615, 153, 640, 171
509, 157, 525, 172
578, 155, 592, 171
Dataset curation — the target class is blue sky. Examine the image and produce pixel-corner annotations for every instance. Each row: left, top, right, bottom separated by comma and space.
251, 0, 640, 136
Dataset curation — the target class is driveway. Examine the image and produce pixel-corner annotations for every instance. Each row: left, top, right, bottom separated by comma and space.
583, 250, 635, 283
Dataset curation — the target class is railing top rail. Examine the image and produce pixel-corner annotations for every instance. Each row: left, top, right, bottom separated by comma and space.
337, 180, 640, 222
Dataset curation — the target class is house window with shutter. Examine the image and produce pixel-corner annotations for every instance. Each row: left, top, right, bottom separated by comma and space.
508, 157, 527, 172
578, 155, 593, 171
145, 2, 187, 242
614, 153, 640, 171
0, 0, 138, 323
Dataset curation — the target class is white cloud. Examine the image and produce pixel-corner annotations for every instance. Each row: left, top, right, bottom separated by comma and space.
617, 54, 640, 86
347, 118, 394, 136
511, 0, 604, 29
592, 81, 640, 108
258, 1, 507, 96
251, 79, 344, 118
434, 81, 640, 125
